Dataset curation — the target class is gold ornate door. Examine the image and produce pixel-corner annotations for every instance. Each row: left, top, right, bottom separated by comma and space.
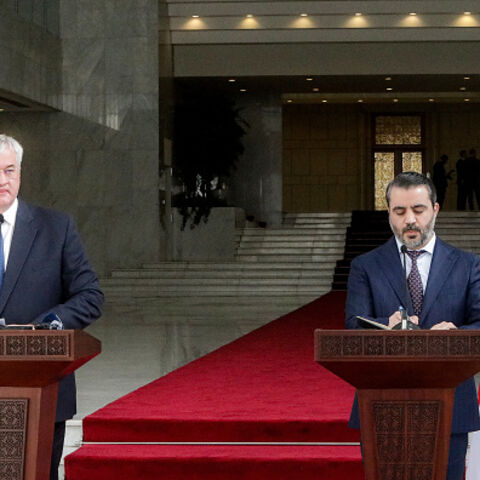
373, 115, 425, 210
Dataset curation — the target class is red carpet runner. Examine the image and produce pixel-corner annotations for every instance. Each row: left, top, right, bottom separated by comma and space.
66, 291, 364, 479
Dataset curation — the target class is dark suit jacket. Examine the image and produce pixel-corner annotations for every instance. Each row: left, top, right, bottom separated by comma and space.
346, 236, 480, 433
1, 200, 104, 421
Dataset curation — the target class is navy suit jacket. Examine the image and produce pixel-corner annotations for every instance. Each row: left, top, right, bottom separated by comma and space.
1, 200, 104, 421
346, 236, 480, 433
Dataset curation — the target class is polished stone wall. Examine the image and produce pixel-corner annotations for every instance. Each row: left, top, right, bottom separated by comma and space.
0, 0, 170, 274
0, 5, 61, 107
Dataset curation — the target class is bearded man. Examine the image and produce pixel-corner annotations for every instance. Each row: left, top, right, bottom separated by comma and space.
345, 171, 480, 480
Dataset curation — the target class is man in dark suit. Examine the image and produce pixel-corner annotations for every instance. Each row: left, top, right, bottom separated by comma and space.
346, 171, 480, 480
0, 134, 104, 480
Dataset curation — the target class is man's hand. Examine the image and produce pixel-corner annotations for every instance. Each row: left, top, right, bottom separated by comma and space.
388, 311, 419, 329
430, 321, 457, 330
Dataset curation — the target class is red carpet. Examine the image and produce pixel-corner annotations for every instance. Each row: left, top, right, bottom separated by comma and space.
67, 444, 363, 480
66, 291, 363, 479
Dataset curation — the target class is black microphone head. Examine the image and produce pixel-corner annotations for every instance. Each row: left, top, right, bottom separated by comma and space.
401, 245, 408, 253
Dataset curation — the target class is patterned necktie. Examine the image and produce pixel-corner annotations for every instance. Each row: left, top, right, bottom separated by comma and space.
406, 250, 426, 316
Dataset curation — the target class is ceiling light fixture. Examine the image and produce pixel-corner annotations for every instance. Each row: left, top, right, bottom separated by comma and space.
240, 88, 247, 92
192, 14, 200, 18
429, 98, 435, 102
321, 99, 328, 103
386, 87, 393, 91
246, 14, 253, 18
355, 13, 362, 17
409, 12, 417, 16
287, 99, 293, 103
228, 78, 236, 83
464, 11, 472, 15
300, 13, 308, 17
464, 98, 471, 102
357, 99, 364, 103
464, 76, 471, 80
306, 77, 313, 81
385, 77, 392, 81
313, 88, 319, 92
393, 98, 399, 103
460, 86, 467, 91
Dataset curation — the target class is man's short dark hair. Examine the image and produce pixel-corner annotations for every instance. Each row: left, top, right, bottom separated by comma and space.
385, 171, 437, 207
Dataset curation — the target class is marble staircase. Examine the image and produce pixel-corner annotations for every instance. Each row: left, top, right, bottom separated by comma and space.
101, 212, 351, 324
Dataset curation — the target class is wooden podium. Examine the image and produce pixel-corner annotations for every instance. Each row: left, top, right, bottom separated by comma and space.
314, 329, 480, 480
0, 330, 101, 480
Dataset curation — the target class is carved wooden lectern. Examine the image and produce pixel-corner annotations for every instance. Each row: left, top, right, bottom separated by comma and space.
0, 330, 101, 480
314, 330, 480, 480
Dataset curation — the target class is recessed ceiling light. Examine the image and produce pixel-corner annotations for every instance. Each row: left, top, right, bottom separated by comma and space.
306, 77, 313, 81
464, 76, 471, 80
192, 14, 200, 18
246, 14, 253, 18
321, 99, 328, 103
464, 98, 471, 102
409, 12, 417, 16
355, 13, 362, 17
464, 12, 472, 15
287, 99, 293, 103
228, 78, 236, 83
385, 77, 392, 81
386, 87, 393, 91
300, 13, 308, 17
313, 88, 319, 92
429, 98, 435, 102
393, 98, 399, 103
0, 108, 4, 112
240, 88, 247, 92
460, 86, 467, 91
357, 99, 364, 103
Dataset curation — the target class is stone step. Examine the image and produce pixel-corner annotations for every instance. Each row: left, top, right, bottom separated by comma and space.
103, 285, 329, 296
235, 247, 343, 254
234, 254, 341, 262
103, 277, 333, 287
109, 269, 335, 279
104, 295, 318, 307
282, 221, 351, 227
239, 232, 347, 240
237, 241, 345, 249
139, 261, 337, 270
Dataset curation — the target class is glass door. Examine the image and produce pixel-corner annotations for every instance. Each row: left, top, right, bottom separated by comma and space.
373, 115, 425, 210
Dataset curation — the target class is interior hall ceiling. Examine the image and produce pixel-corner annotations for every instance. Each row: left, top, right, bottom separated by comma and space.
167, 0, 480, 102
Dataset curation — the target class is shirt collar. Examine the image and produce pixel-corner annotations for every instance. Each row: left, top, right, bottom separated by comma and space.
2, 198, 18, 226
395, 231, 436, 256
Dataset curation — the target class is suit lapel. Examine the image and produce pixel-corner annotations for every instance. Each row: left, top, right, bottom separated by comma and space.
0, 201, 37, 314
420, 237, 457, 323
375, 237, 413, 312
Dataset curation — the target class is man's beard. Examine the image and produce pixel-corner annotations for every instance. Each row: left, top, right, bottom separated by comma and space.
390, 214, 436, 250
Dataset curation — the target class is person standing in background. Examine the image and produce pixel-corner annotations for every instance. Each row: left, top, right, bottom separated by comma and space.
432, 154, 453, 209
456, 149, 468, 210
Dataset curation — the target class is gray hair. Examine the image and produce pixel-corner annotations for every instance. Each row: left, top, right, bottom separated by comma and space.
0, 134, 23, 166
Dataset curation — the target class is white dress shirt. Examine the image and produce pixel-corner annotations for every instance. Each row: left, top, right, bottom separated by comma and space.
1, 197, 18, 270
395, 233, 436, 293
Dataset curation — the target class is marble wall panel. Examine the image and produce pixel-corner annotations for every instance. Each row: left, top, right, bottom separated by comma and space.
0, 0, 171, 274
